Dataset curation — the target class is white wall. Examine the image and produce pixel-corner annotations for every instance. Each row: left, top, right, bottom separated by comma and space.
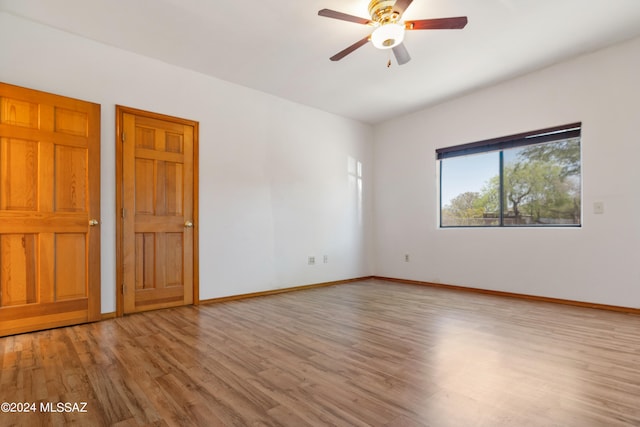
4, 12, 639, 313
0, 12, 373, 313
373, 36, 640, 308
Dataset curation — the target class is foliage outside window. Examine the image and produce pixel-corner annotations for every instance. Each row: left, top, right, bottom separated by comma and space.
438, 123, 581, 227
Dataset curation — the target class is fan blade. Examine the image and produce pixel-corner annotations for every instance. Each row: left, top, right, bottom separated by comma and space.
406, 16, 468, 30
392, 43, 411, 65
393, 0, 414, 17
330, 36, 370, 61
318, 9, 372, 25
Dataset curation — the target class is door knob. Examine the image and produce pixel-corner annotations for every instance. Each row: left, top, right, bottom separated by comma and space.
184, 221, 194, 228
89, 219, 100, 226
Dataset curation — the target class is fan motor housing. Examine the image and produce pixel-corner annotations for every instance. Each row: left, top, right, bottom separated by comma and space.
368, 0, 400, 24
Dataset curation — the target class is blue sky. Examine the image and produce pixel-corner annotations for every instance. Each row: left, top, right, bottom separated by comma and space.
440, 151, 499, 207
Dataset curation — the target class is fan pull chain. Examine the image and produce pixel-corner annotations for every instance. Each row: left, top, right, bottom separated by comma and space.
387, 50, 392, 68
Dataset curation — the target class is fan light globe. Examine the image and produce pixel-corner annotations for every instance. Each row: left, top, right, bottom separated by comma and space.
371, 23, 405, 49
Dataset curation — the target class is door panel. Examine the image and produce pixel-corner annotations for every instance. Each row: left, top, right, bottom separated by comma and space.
55, 146, 87, 212
0, 234, 37, 306
118, 108, 196, 314
0, 138, 38, 210
0, 82, 100, 336
55, 233, 87, 300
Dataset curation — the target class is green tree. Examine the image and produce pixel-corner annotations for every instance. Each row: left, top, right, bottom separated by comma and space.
518, 138, 580, 178
503, 158, 579, 224
512, 139, 581, 224
476, 175, 500, 215
442, 191, 484, 226
504, 161, 545, 223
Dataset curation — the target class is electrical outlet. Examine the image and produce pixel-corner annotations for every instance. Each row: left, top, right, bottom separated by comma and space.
404, 254, 410, 262
323, 255, 328, 264
308, 256, 315, 265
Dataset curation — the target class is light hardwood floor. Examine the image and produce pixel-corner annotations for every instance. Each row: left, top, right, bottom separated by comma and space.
1, 279, 640, 426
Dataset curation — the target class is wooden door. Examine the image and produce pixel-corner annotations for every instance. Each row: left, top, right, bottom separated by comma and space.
0, 82, 100, 336
117, 107, 197, 314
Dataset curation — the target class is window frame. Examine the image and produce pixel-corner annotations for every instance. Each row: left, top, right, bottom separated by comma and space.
437, 122, 582, 228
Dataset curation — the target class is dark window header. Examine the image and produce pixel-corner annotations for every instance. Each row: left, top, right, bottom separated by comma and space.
436, 122, 581, 160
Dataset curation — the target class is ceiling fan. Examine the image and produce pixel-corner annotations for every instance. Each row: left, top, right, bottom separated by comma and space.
318, 0, 467, 66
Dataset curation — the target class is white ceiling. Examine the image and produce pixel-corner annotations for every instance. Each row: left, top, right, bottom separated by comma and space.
2, 0, 640, 124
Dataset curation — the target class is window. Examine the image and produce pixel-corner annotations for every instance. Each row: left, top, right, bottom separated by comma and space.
438, 123, 581, 227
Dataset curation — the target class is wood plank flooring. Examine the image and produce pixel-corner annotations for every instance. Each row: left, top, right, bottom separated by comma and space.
1, 278, 640, 426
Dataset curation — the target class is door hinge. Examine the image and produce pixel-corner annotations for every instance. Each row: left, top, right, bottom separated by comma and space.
121, 208, 126, 219
121, 131, 126, 142
122, 283, 125, 294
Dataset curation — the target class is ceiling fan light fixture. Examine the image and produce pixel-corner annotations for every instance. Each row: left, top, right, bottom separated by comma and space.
371, 23, 405, 49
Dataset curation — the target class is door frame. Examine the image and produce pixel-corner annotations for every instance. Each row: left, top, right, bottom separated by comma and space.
115, 105, 199, 316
